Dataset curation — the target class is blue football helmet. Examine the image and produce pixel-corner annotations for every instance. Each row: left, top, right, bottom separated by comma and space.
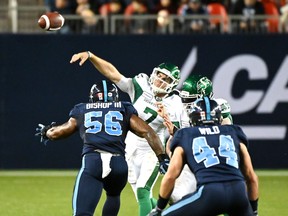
89, 80, 119, 102
189, 97, 222, 126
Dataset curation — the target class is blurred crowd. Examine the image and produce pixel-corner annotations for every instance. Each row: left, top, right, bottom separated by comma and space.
44, 0, 288, 34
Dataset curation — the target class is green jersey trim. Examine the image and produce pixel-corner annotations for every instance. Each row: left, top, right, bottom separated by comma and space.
132, 77, 143, 104
172, 121, 180, 129
222, 113, 233, 124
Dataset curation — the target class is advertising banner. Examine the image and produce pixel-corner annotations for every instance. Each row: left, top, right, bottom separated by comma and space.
0, 34, 287, 168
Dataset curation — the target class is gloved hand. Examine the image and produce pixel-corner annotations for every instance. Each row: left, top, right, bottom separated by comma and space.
147, 207, 162, 216
250, 199, 259, 216
35, 122, 56, 145
157, 154, 170, 174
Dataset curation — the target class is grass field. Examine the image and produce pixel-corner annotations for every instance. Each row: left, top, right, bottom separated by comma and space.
0, 170, 287, 215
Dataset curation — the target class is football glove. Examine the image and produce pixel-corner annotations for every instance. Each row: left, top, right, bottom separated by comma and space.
35, 122, 56, 145
147, 207, 162, 216
157, 154, 170, 174
250, 199, 259, 216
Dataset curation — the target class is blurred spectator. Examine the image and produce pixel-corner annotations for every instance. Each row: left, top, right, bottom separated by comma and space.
44, 0, 77, 33
231, 0, 267, 33
124, 0, 149, 34
153, 0, 178, 33
99, 0, 125, 33
179, 0, 209, 33
153, 0, 178, 13
280, 0, 288, 32
206, 3, 229, 33
76, 0, 100, 33
99, 0, 124, 16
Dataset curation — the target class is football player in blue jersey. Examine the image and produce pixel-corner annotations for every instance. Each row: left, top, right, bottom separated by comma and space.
158, 75, 234, 204
35, 80, 168, 216
149, 97, 259, 216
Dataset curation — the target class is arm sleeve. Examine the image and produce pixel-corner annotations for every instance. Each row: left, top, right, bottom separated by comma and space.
235, 125, 249, 148
69, 104, 81, 119
123, 102, 138, 117
115, 76, 135, 100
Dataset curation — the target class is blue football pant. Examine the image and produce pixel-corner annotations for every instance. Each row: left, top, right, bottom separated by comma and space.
72, 152, 128, 216
162, 181, 254, 216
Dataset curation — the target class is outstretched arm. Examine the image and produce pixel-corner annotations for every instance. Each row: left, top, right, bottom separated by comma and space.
46, 117, 78, 140
70, 51, 124, 83
129, 114, 165, 156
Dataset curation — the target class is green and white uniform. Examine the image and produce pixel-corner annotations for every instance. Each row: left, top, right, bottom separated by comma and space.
116, 73, 182, 199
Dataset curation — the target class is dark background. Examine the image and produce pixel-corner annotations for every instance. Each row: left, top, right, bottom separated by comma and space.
0, 34, 287, 169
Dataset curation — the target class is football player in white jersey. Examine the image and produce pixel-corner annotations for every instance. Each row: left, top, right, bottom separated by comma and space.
70, 51, 182, 216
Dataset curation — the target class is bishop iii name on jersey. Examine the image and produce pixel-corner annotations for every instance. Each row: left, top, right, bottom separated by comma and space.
86, 102, 122, 109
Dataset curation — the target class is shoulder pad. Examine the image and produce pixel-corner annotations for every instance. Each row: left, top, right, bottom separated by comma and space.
135, 73, 149, 80
215, 98, 231, 113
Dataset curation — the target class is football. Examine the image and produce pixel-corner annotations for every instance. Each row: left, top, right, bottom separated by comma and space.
38, 12, 65, 31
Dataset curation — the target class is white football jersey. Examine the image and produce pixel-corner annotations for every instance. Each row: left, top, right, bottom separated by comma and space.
116, 73, 182, 154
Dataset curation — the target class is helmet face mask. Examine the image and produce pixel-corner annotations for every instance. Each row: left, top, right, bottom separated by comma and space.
180, 91, 200, 114
149, 63, 180, 95
189, 97, 222, 126
89, 80, 119, 103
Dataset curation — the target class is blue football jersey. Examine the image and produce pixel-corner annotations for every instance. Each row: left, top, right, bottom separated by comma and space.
69, 101, 138, 156
170, 124, 248, 186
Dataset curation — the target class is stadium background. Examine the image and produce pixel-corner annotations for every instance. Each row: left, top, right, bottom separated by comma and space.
0, 34, 287, 169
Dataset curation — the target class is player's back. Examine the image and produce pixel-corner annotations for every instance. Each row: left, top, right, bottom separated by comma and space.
69, 101, 137, 156
171, 124, 248, 186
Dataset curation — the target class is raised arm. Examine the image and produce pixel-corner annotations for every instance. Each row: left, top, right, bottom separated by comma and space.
46, 117, 78, 140
129, 114, 164, 157
70, 51, 124, 83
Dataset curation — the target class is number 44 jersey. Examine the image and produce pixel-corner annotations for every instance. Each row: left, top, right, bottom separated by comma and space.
170, 124, 249, 186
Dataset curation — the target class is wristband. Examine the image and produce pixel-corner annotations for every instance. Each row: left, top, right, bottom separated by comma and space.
157, 153, 169, 162
157, 195, 169, 210
87, 51, 92, 59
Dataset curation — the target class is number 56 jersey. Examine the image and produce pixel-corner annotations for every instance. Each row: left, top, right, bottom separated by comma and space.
69, 101, 138, 156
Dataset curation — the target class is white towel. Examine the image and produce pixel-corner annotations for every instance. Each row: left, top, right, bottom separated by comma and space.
100, 152, 112, 178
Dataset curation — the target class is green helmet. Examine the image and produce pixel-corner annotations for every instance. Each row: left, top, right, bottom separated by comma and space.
180, 75, 213, 113
149, 62, 181, 95
198, 76, 213, 97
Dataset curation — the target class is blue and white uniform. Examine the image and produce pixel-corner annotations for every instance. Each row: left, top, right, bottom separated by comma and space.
163, 124, 253, 216
170, 97, 233, 203
70, 101, 137, 216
